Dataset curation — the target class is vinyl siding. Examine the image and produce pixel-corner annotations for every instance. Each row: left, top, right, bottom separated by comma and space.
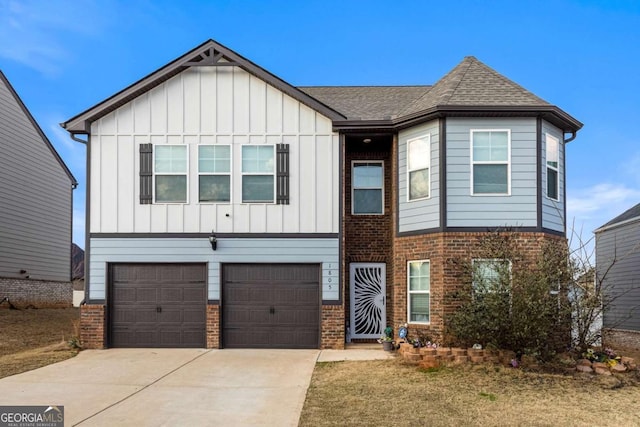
90, 66, 339, 235
88, 237, 339, 301
0, 77, 72, 281
541, 120, 565, 232
596, 220, 640, 331
398, 120, 440, 232
446, 117, 537, 227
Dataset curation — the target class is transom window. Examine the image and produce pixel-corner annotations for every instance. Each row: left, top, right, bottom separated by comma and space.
407, 135, 430, 200
408, 260, 430, 323
198, 145, 231, 203
352, 161, 383, 214
471, 130, 510, 195
242, 145, 275, 203
154, 145, 187, 203
546, 134, 559, 200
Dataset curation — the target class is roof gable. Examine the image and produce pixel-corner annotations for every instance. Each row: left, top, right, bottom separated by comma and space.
0, 70, 77, 186
596, 202, 640, 232
62, 39, 346, 133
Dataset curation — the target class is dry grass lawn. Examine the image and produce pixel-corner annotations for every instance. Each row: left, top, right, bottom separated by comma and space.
300, 358, 640, 427
0, 308, 80, 378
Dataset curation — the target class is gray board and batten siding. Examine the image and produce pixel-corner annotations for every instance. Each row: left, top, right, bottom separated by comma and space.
398, 120, 440, 233
445, 117, 537, 228
596, 219, 640, 332
0, 71, 76, 281
88, 236, 339, 302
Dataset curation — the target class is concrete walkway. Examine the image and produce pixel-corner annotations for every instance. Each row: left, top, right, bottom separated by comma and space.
0, 347, 392, 426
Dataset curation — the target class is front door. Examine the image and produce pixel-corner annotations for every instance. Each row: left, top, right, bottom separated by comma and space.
349, 263, 386, 339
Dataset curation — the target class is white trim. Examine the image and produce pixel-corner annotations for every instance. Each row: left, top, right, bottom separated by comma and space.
153, 144, 189, 204
240, 144, 276, 204
545, 133, 560, 201
407, 259, 430, 325
470, 129, 511, 196
351, 160, 384, 215
197, 144, 232, 204
594, 215, 640, 234
407, 134, 431, 202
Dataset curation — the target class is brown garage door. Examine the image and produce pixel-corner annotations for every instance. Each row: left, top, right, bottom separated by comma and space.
222, 264, 320, 349
109, 263, 207, 348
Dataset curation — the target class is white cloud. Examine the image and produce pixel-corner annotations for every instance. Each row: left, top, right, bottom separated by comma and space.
567, 182, 640, 237
0, 0, 111, 76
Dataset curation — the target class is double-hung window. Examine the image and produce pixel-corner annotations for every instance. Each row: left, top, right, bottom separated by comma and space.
408, 260, 430, 323
198, 145, 231, 202
407, 135, 430, 200
154, 145, 188, 203
352, 161, 383, 214
472, 259, 511, 298
471, 130, 510, 195
242, 145, 275, 203
546, 134, 559, 200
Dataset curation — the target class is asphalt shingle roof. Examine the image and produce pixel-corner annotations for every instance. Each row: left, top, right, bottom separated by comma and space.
299, 56, 550, 122
597, 202, 640, 230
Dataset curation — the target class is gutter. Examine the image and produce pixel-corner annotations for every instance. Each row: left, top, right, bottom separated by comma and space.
594, 215, 640, 234
563, 131, 577, 143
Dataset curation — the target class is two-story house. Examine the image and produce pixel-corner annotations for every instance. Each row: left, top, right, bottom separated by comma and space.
0, 71, 77, 307
63, 39, 581, 349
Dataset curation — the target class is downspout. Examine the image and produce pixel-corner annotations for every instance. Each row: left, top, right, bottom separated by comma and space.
70, 132, 88, 144
563, 130, 577, 143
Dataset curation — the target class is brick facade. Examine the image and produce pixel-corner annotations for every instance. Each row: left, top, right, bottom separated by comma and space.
343, 139, 395, 339
80, 304, 106, 349
206, 304, 220, 349
322, 304, 345, 349
392, 231, 565, 343
0, 277, 72, 308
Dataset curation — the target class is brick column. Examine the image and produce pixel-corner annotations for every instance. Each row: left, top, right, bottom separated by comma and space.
206, 304, 220, 349
321, 304, 345, 349
80, 304, 105, 349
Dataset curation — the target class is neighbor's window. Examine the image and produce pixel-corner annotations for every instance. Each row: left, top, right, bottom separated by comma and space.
154, 145, 188, 203
408, 260, 430, 323
472, 259, 511, 296
352, 161, 383, 214
471, 130, 510, 194
242, 145, 275, 203
546, 134, 559, 200
407, 135, 430, 200
198, 145, 231, 203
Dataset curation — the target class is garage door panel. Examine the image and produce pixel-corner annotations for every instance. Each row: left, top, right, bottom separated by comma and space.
222, 264, 320, 349
110, 263, 206, 348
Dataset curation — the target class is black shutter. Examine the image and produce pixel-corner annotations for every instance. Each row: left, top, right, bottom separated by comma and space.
139, 143, 153, 204
276, 143, 290, 205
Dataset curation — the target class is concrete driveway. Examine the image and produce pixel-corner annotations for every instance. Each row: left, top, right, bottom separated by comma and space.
0, 349, 319, 426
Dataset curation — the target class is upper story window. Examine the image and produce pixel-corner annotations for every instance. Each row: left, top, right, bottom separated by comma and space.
471, 130, 510, 195
154, 145, 187, 203
546, 134, 559, 201
198, 145, 231, 203
407, 135, 430, 201
242, 145, 274, 203
408, 260, 430, 323
352, 161, 383, 214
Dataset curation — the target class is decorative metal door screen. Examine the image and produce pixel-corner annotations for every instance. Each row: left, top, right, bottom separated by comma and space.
349, 263, 386, 339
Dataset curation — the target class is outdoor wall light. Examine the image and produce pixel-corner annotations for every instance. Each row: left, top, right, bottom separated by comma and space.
209, 231, 217, 251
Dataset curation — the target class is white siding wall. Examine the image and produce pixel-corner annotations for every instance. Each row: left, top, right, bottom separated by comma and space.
398, 120, 440, 232
541, 120, 565, 232
446, 117, 537, 227
90, 67, 339, 234
89, 237, 339, 301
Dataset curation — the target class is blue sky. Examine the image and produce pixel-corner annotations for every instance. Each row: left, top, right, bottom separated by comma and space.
1, 0, 639, 250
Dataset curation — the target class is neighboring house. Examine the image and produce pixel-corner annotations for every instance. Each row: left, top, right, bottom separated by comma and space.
62, 39, 581, 349
0, 71, 77, 307
595, 202, 640, 348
